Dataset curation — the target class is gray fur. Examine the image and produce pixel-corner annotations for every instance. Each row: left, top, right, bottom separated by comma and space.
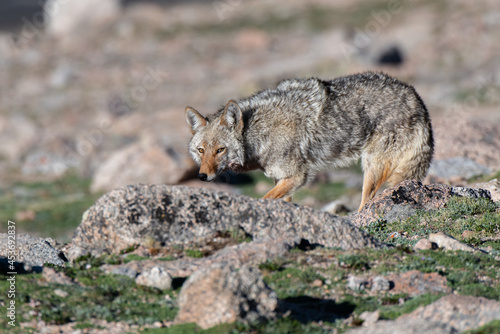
186, 72, 434, 209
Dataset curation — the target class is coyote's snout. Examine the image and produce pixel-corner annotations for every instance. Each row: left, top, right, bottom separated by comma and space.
186, 72, 434, 211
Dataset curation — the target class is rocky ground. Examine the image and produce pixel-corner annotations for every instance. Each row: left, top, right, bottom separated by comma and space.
0, 181, 499, 333
0, 0, 499, 332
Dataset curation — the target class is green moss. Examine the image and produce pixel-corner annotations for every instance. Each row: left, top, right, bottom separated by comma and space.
143, 322, 200, 334
73, 323, 105, 330
444, 196, 498, 218
362, 196, 500, 248
145, 319, 331, 334
264, 267, 323, 299
465, 320, 500, 334
259, 258, 285, 272
0, 261, 177, 328
120, 244, 139, 254
185, 249, 204, 258
123, 254, 149, 263
378, 293, 443, 320
337, 254, 370, 271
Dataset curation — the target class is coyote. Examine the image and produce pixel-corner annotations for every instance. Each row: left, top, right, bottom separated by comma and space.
185, 72, 434, 211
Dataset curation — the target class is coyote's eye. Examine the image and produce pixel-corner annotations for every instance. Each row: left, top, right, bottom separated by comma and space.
216, 147, 226, 154
198, 148, 205, 154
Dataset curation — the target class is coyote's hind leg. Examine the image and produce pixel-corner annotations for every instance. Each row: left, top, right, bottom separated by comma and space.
359, 163, 393, 211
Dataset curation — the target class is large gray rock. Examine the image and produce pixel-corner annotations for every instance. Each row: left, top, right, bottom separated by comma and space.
90, 138, 197, 193
428, 157, 491, 180
347, 294, 500, 334
0, 234, 67, 268
69, 185, 381, 259
474, 179, 500, 202
353, 180, 492, 227
175, 264, 277, 329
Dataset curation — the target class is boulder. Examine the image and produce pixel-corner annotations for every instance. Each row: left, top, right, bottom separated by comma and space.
427, 157, 491, 181
433, 118, 500, 171
0, 234, 67, 269
68, 184, 381, 259
90, 139, 197, 193
175, 264, 277, 329
353, 180, 491, 227
474, 179, 500, 202
348, 295, 500, 333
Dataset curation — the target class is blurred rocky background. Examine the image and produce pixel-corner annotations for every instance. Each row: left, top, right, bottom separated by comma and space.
0, 0, 499, 240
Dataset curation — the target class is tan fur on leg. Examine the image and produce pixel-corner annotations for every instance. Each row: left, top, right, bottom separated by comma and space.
263, 177, 301, 200
358, 163, 393, 211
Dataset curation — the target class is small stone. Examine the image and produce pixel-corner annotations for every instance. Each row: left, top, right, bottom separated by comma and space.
42, 267, 75, 285
347, 275, 368, 292
321, 200, 351, 215
135, 267, 173, 290
371, 276, 391, 292
360, 310, 380, 326
429, 232, 478, 252
111, 267, 139, 279
413, 238, 434, 250
312, 279, 323, 287
53, 289, 69, 298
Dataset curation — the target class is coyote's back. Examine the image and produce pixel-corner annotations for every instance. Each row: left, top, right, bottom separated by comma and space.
186, 72, 434, 211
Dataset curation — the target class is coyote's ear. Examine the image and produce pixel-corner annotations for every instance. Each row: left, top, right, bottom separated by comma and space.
185, 106, 208, 135
221, 100, 243, 133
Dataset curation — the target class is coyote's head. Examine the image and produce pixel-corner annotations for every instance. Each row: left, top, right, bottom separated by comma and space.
185, 100, 245, 182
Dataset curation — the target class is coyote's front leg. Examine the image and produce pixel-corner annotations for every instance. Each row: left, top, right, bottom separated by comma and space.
262, 175, 305, 202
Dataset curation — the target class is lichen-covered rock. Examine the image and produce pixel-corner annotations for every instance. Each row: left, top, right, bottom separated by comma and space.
68, 185, 381, 259
474, 179, 500, 202
353, 180, 492, 227
0, 234, 67, 268
348, 295, 500, 334
175, 264, 277, 329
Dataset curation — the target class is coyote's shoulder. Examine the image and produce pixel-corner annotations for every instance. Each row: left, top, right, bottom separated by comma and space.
186, 72, 434, 211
